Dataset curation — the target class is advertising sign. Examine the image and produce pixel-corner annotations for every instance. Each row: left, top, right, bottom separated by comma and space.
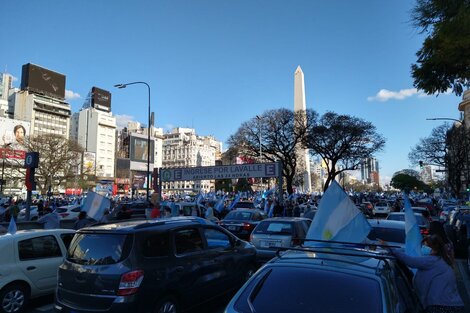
160, 162, 280, 182
0, 117, 30, 153
130, 135, 154, 163
21, 63, 66, 99
83, 151, 96, 174
91, 87, 111, 112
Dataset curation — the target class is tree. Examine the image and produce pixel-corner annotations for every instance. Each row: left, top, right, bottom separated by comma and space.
23, 134, 85, 194
227, 108, 317, 194
390, 172, 428, 191
304, 112, 386, 191
411, 0, 470, 96
408, 123, 450, 167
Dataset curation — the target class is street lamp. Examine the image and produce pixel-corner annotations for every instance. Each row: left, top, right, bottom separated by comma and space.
256, 115, 262, 158
427, 117, 468, 196
114, 82, 152, 201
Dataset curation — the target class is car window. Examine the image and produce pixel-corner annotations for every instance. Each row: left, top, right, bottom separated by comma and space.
56, 208, 67, 213
255, 222, 293, 235
18, 235, 62, 260
234, 267, 382, 313
175, 228, 204, 254
142, 233, 170, 257
67, 233, 132, 265
60, 233, 74, 250
204, 228, 231, 249
71, 207, 81, 212
225, 211, 252, 220
368, 227, 406, 244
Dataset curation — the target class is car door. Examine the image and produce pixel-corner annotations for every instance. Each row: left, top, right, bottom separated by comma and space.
17, 234, 64, 291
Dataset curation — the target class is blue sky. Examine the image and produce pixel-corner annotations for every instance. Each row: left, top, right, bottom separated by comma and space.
1, 0, 462, 185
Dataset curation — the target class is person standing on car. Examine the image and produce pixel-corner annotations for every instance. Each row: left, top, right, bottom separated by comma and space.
381, 235, 464, 313
37, 207, 61, 229
74, 211, 91, 230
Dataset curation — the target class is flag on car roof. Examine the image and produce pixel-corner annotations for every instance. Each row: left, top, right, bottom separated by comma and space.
305, 180, 371, 245
229, 193, 241, 210
214, 195, 226, 213
7, 216, 17, 235
404, 193, 422, 256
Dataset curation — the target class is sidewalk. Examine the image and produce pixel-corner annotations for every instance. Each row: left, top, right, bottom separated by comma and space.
455, 259, 470, 312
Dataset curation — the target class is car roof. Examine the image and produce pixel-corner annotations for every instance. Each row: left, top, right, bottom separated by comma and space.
0, 229, 75, 241
79, 216, 216, 234
367, 219, 405, 229
260, 217, 311, 222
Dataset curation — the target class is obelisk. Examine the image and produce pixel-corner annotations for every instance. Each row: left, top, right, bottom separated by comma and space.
294, 66, 311, 193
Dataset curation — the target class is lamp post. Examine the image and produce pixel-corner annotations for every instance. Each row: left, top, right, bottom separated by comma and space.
427, 117, 468, 196
114, 82, 152, 201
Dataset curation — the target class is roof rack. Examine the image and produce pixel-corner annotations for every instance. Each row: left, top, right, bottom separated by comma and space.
298, 238, 400, 250
274, 246, 395, 261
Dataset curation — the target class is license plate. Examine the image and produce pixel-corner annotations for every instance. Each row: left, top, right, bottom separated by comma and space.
228, 226, 237, 231
260, 240, 281, 248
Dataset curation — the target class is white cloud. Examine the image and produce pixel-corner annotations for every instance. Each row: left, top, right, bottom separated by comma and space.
164, 124, 174, 132
65, 89, 81, 100
367, 88, 420, 102
115, 114, 137, 129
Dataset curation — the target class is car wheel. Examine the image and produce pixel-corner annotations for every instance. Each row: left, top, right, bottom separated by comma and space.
155, 297, 178, 313
0, 283, 29, 313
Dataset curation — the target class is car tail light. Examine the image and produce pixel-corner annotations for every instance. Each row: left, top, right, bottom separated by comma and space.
420, 228, 429, 236
242, 223, 253, 230
117, 270, 144, 296
59, 213, 69, 218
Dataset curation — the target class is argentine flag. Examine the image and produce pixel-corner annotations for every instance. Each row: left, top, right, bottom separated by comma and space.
229, 193, 241, 210
403, 193, 422, 256
305, 181, 371, 245
7, 216, 17, 235
214, 195, 226, 212
82, 192, 111, 221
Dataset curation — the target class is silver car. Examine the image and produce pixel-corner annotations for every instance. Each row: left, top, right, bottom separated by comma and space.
250, 217, 311, 263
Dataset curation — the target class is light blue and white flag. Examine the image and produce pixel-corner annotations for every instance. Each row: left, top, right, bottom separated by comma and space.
229, 193, 241, 210
268, 202, 275, 218
7, 216, 17, 235
305, 181, 371, 245
214, 195, 226, 212
82, 191, 111, 221
404, 193, 423, 256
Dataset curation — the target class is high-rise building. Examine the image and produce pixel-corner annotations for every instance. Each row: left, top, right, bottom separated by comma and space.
0, 73, 13, 117
294, 66, 311, 192
10, 64, 71, 137
70, 87, 116, 179
360, 157, 380, 185
161, 127, 222, 193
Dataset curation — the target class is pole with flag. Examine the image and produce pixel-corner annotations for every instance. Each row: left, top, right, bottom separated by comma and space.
403, 192, 423, 256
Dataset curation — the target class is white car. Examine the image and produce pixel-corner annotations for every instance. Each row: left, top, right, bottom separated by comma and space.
372, 201, 391, 216
17, 207, 39, 221
0, 229, 75, 313
56, 204, 82, 220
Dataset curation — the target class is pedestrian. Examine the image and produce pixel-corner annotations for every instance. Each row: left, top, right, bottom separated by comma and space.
150, 203, 161, 219
37, 207, 61, 229
37, 200, 44, 217
429, 221, 455, 264
381, 235, 464, 313
9, 201, 20, 221
74, 211, 91, 230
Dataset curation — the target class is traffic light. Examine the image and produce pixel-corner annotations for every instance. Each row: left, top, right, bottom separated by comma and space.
419, 161, 424, 169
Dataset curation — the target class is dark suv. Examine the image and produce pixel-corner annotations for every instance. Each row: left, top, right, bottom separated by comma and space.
55, 217, 257, 313
225, 244, 423, 313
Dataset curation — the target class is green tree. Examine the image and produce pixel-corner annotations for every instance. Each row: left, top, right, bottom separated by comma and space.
390, 172, 428, 191
304, 112, 385, 191
411, 0, 470, 96
228, 108, 317, 194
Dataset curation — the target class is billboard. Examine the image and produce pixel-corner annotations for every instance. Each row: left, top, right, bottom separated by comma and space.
83, 151, 96, 174
130, 135, 154, 163
0, 117, 30, 153
91, 87, 111, 112
21, 63, 66, 99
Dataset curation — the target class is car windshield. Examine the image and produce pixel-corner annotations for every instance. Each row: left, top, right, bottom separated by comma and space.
254, 222, 293, 235
224, 211, 253, 220
234, 202, 255, 208
368, 227, 405, 244
67, 233, 132, 265
234, 267, 382, 313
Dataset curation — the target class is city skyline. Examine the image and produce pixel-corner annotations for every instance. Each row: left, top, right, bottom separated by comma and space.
1, 0, 462, 185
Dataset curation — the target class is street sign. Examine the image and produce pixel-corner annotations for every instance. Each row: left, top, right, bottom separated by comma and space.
160, 163, 279, 182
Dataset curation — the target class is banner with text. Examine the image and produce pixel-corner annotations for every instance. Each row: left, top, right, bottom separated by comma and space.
160, 163, 279, 182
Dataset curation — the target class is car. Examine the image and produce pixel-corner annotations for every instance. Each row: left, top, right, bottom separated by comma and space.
231, 201, 255, 210
410, 207, 432, 221
0, 229, 75, 313
224, 244, 422, 313
367, 219, 406, 248
250, 217, 312, 263
373, 201, 391, 216
110, 201, 152, 220
386, 212, 431, 236
17, 206, 39, 221
440, 205, 457, 223
219, 209, 267, 240
359, 202, 374, 217
55, 204, 82, 220
55, 217, 257, 313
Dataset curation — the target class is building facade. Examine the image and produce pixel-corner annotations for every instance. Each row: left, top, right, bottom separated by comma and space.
361, 157, 380, 186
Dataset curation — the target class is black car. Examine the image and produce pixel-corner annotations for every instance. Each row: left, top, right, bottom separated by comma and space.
55, 217, 257, 313
110, 201, 152, 220
219, 209, 267, 240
